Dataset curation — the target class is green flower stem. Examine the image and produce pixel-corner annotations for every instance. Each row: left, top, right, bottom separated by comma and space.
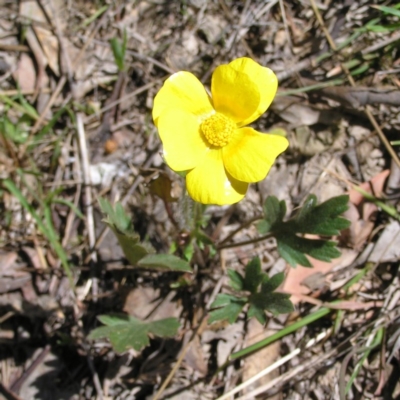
217, 232, 273, 250
217, 215, 263, 247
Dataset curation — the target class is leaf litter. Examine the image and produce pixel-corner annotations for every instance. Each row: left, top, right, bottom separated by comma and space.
1, 0, 400, 399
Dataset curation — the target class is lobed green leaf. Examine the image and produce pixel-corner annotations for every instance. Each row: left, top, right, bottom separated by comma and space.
88, 314, 180, 353
227, 269, 244, 291
137, 254, 192, 273
243, 257, 263, 293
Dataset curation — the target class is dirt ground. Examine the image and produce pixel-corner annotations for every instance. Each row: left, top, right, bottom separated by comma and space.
1, 0, 400, 399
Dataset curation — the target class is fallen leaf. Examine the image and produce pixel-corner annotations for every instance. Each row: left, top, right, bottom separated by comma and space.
283, 249, 358, 305
0, 251, 18, 275
183, 334, 208, 376
241, 321, 281, 400
342, 169, 390, 249
355, 220, 400, 265
20, 0, 60, 75
13, 53, 36, 92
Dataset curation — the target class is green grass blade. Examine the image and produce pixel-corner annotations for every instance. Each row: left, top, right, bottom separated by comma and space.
373, 5, 400, 18
353, 186, 400, 220
0, 94, 39, 120
2, 179, 73, 284
230, 305, 333, 360
81, 5, 108, 27
345, 327, 384, 394
278, 78, 344, 96
51, 198, 84, 219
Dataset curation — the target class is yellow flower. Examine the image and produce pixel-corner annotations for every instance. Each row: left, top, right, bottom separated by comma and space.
152, 57, 289, 205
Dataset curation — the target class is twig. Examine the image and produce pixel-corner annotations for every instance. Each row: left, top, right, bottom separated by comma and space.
86, 353, 104, 400
361, 31, 400, 55
9, 345, 51, 394
76, 113, 99, 300
0, 383, 23, 400
61, 136, 82, 249
278, 0, 293, 51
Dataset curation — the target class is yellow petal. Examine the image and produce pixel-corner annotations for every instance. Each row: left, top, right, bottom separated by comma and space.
211, 64, 260, 125
157, 109, 209, 171
153, 71, 213, 125
186, 149, 248, 205
228, 58, 278, 126
223, 128, 289, 182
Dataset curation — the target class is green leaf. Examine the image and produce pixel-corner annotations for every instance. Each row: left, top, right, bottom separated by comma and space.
98, 198, 153, 265
99, 199, 192, 271
294, 195, 350, 236
110, 29, 127, 72
248, 304, 267, 325
210, 293, 240, 308
261, 272, 285, 292
110, 38, 124, 71
243, 257, 263, 293
277, 239, 312, 267
256, 219, 270, 235
216, 258, 294, 326
227, 269, 244, 291
111, 226, 151, 264
259, 196, 286, 233
264, 293, 294, 314
99, 198, 132, 232
249, 292, 294, 317
137, 254, 192, 273
209, 294, 246, 324
294, 194, 317, 225
259, 194, 350, 267
277, 234, 341, 267
88, 314, 180, 353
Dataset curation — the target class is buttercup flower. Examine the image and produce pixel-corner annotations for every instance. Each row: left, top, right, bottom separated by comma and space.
152, 57, 289, 205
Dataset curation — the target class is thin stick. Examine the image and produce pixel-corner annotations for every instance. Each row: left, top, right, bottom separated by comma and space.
76, 113, 98, 300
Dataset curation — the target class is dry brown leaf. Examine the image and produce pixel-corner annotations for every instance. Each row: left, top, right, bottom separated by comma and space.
20, 0, 60, 76
283, 249, 358, 305
121, 286, 182, 321
241, 321, 281, 400
342, 169, 390, 249
183, 334, 208, 376
13, 53, 36, 92
0, 251, 18, 275
349, 169, 390, 207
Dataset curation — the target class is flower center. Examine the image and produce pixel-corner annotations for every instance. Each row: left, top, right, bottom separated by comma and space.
200, 113, 236, 147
